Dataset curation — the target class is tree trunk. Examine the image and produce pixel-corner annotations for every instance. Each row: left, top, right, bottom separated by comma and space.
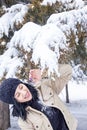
0, 101, 10, 130
65, 84, 70, 103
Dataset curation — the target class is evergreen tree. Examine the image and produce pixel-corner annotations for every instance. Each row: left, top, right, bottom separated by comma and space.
0, 0, 87, 80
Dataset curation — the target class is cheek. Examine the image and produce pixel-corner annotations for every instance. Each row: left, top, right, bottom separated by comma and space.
17, 96, 24, 103
29, 91, 32, 99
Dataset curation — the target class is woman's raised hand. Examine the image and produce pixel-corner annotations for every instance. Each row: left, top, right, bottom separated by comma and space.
29, 69, 41, 84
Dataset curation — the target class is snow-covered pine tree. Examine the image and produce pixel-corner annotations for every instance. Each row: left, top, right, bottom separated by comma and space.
0, 0, 87, 81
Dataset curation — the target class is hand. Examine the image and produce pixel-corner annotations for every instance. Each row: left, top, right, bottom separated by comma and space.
29, 69, 41, 84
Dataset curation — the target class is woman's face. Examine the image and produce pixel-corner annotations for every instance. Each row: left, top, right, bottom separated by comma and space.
14, 83, 32, 103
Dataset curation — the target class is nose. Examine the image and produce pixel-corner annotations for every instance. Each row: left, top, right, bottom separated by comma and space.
20, 89, 26, 98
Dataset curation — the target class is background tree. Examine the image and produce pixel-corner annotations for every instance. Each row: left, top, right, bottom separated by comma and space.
0, 101, 10, 130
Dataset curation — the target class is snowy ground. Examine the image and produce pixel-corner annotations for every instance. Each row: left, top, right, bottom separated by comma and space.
7, 80, 87, 130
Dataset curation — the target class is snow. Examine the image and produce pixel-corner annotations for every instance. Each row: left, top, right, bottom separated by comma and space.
85, 41, 87, 48
42, 0, 84, 9
0, 47, 23, 79
47, 6, 87, 36
0, 4, 28, 38
0, 3, 87, 79
9, 22, 41, 51
7, 80, 87, 130
72, 64, 87, 80
59, 80, 87, 101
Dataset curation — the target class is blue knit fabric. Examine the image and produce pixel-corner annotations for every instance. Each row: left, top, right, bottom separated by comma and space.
0, 78, 22, 104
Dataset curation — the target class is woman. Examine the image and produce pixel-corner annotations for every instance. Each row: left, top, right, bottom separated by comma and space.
0, 64, 77, 130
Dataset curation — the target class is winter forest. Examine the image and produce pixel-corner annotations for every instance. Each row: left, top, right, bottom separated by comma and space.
0, 0, 87, 130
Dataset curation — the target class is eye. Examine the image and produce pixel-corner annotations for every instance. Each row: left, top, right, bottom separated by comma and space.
15, 92, 20, 98
19, 84, 23, 90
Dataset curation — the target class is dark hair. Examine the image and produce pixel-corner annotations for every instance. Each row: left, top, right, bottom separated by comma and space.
12, 83, 39, 120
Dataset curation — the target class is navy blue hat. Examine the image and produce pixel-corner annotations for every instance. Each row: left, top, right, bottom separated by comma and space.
0, 78, 22, 104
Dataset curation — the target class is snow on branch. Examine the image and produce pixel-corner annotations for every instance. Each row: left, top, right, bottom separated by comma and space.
8, 22, 66, 76
9, 22, 41, 51
32, 23, 66, 75
0, 4, 87, 79
47, 5, 87, 44
0, 48, 23, 79
42, 0, 84, 9
72, 63, 87, 80
0, 4, 28, 38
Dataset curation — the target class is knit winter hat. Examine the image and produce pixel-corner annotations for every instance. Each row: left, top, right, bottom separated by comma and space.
0, 78, 22, 104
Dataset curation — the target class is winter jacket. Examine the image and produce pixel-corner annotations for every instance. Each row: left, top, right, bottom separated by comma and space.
27, 98, 69, 130
18, 64, 78, 130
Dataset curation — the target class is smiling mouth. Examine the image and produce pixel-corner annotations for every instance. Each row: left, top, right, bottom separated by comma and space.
25, 92, 30, 99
